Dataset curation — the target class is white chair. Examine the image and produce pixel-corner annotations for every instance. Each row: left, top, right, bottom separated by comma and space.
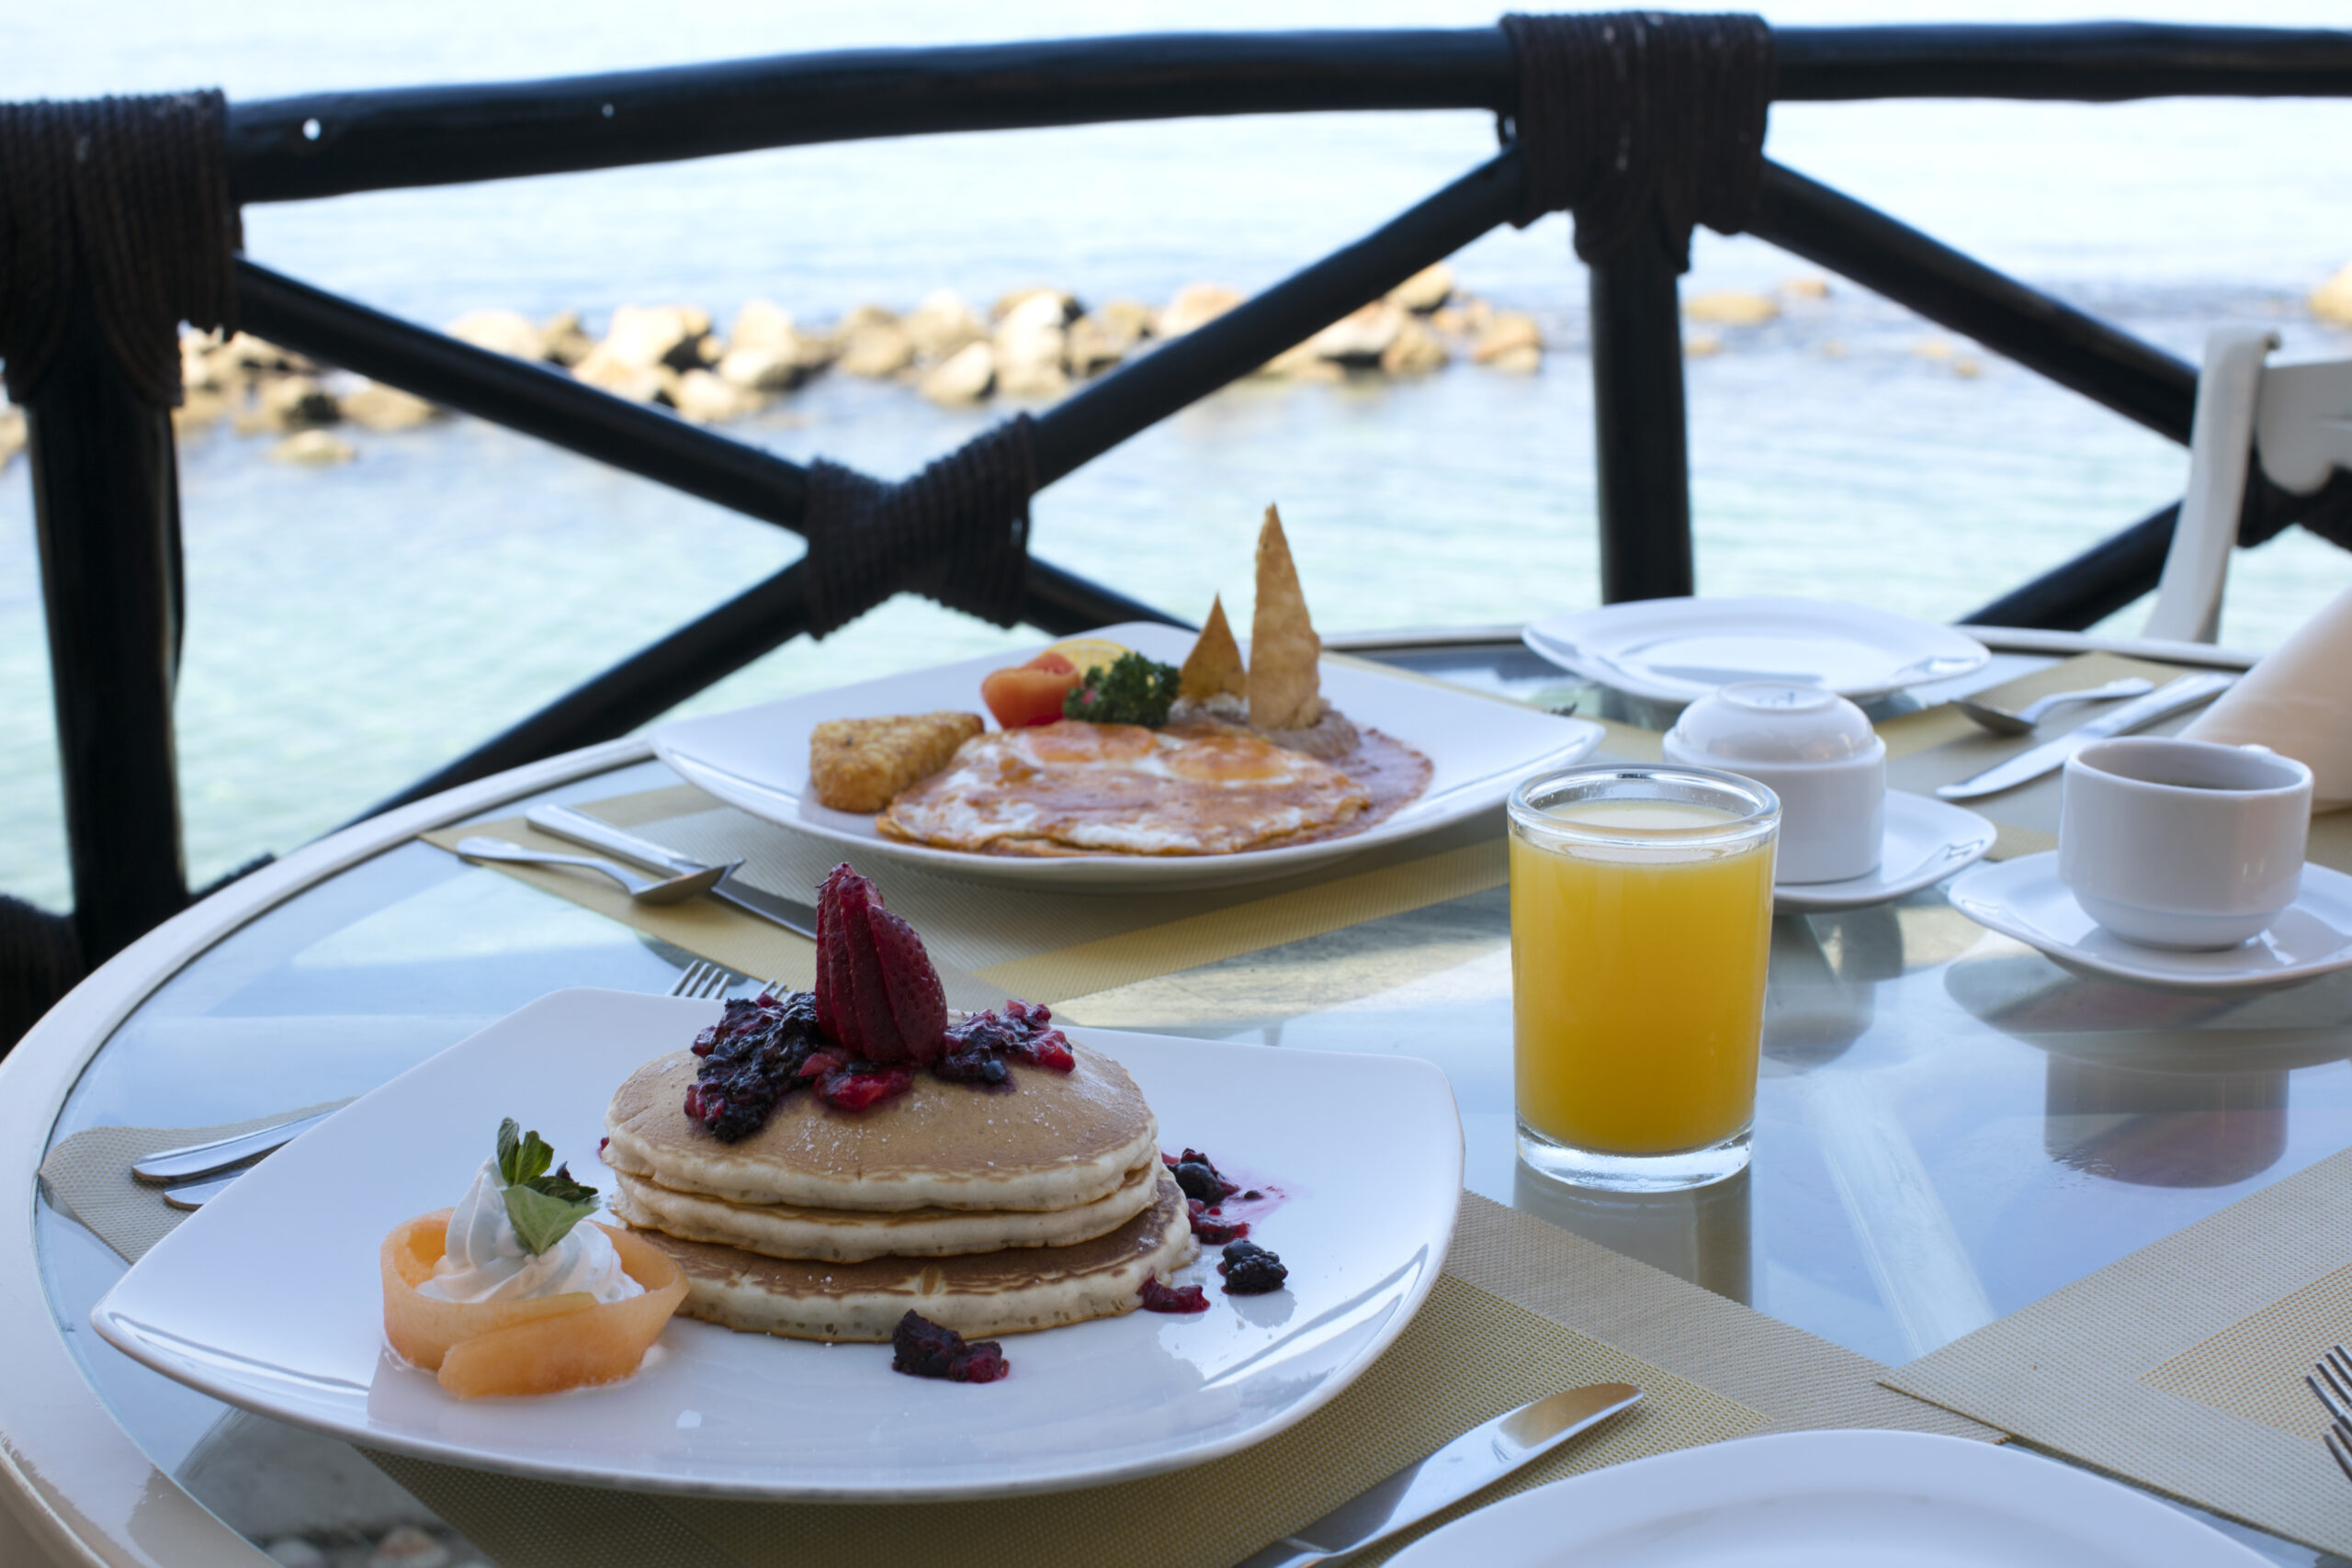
2146, 327, 2352, 642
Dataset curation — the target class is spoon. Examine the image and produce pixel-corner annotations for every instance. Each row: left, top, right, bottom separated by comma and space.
454, 837, 736, 905
1951, 676, 2156, 737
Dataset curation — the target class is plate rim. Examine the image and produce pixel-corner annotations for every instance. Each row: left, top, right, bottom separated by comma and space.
1523, 595, 1991, 704
650, 620, 1603, 889
1381, 1427, 2267, 1566
88, 988, 1466, 1501
1947, 852, 2352, 991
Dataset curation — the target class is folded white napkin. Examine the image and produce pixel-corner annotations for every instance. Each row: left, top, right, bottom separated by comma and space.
2182, 582, 2352, 811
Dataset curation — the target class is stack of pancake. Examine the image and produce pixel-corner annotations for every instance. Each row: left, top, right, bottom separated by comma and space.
603, 1043, 1194, 1341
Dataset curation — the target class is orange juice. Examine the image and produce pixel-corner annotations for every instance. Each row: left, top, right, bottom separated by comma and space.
1510, 795, 1776, 1167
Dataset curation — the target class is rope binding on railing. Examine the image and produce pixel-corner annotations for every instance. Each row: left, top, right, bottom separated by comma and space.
799, 413, 1039, 637
0, 91, 242, 404
1499, 11, 1776, 269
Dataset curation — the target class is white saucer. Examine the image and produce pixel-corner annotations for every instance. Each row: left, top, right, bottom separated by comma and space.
1947, 852, 2352, 991
1523, 596, 1989, 705
1774, 790, 1995, 913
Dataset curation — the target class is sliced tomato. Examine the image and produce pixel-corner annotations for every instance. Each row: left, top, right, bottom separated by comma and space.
980, 652, 1082, 728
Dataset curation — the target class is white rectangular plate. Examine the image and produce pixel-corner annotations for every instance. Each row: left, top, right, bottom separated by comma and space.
651, 621, 1602, 889
92, 989, 1463, 1500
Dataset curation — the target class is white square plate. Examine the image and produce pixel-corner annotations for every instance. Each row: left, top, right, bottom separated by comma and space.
650, 621, 1602, 889
91, 989, 1463, 1500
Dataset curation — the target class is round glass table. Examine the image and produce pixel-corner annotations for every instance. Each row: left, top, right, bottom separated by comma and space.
2, 633, 2339, 1567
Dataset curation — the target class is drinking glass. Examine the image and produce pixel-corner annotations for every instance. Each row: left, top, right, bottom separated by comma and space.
1508, 764, 1780, 1191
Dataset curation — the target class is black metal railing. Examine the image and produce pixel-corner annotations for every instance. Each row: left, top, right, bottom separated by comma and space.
17, 18, 2352, 993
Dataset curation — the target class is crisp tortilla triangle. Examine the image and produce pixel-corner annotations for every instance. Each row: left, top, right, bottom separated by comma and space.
1249, 504, 1323, 731
1180, 594, 1247, 700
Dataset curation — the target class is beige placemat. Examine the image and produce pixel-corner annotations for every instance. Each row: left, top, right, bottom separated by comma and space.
424, 791, 1514, 1006
1886, 1143, 2352, 1556
363, 1195, 1988, 1568
38, 1102, 351, 1263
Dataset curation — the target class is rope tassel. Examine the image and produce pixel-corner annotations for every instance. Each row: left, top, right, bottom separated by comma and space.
0, 90, 241, 405
800, 413, 1039, 636
1499, 12, 1776, 270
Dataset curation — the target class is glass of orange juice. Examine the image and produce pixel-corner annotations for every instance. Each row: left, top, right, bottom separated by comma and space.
1508, 764, 1780, 1191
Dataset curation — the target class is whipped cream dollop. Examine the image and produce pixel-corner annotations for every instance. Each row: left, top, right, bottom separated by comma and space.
418, 1157, 643, 1304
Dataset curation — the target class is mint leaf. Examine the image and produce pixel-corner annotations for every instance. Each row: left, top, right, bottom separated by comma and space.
528, 1162, 598, 1207
504, 1181, 599, 1257
496, 1119, 555, 1188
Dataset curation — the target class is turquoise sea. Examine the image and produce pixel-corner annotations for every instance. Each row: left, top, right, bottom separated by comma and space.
4, 0, 2351, 908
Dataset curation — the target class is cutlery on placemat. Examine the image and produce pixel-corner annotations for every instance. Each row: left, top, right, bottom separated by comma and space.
1952, 676, 2155, 737
454, 837, 735, 905
131, 1110, 337, 1186
1936, 671, 2237, 800
527, 805, 819, 940
1229, 1382, 1640, 1568
2308, 1346, 2352, 1483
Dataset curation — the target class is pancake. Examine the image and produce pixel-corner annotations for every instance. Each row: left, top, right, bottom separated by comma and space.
607, 1155, 1160, 1263
605, 1043, 1158, 1213
875, 718, 1373, 857
637, 1172, 1197, 1341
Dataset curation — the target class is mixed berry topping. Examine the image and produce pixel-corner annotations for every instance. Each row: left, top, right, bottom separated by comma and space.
1137, 1278, 1210, 1314
682, 863, 1079, 1138
1187, 1201, 1250, 1245
890, 1310, 1009, 1382
683, 989, 831, 1141
944, 999, 1076, 1075
1164, 1147, 1241, 1206
1218, 1239, 1289, 1295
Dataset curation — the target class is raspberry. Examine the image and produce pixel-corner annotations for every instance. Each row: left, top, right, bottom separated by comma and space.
890, 1311, 1009, 1382
814, 1062, 915, 1112
1218, 1240, 1288, 1295
1187, 1200, 1250, 1245
1137, 1278, 1209, 1314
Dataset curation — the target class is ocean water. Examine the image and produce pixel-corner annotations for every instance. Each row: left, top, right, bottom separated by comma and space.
5, 0, 2352, 908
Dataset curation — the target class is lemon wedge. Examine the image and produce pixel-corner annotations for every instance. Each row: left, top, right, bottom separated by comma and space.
1045, 637, 1130, 675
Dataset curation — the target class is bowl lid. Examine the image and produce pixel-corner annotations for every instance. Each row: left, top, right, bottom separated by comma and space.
1667, 682, 1880, 762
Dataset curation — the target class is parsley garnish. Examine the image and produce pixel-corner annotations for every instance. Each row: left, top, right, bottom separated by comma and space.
1063, 651, 1182, 727
493, 1117, 601, 1256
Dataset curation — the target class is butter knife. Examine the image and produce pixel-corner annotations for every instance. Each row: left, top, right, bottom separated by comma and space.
1935, 671, 2237, 800
1230, 1382, 1639, 1568
526, 805, 818, 939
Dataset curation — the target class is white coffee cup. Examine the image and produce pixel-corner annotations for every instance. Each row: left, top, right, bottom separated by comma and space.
1661, 682, 1885, 884
2058, 738, 2313, 950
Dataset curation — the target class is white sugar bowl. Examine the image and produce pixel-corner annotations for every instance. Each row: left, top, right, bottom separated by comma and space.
1662, 682, 1886, 884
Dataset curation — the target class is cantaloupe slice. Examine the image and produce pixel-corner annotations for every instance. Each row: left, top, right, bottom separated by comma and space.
380, 1212, 685, 1397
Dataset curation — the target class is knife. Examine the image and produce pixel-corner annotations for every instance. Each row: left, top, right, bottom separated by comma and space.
1230, 1382, 1640, 1568
526, 805, 818, 939
1935, 671, 2237, 800
131, 1110, 336, 1185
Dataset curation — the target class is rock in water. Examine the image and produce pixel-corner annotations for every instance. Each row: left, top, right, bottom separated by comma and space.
992, 292, 1069, 398
838, 322, 915, 378
1684, 290, 1779, 327
671, 368, 764, 423
920, 342, 995, 405
268, 430, 356, 465
1309, 302, 1404, 366
1380, 317, 1450, 376
2312, 263, 2352, 325
444, 309, 548, 361
1387, 262, 1454, 313
1159, 283, 1243, 337
1472, 312, 1544, 371
340, 383, 437, 431
903, 290, 988, 359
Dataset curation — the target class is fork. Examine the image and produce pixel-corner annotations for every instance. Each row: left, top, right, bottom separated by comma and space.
2304, 1346, 2352, 1482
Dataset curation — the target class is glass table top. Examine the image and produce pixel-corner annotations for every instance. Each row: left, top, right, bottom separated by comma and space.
24, 644, 2347, 1567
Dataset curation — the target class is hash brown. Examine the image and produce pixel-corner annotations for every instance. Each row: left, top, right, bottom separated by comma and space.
808, 711, 984, 812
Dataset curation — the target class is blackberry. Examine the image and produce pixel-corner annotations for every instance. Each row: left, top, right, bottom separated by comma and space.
1218, 1239, 1288, 1295
890, 1311, 1009, 1382
683, 990, 831, 1141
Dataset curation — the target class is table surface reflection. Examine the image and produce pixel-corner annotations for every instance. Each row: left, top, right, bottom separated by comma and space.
24, 638, 2344, 1567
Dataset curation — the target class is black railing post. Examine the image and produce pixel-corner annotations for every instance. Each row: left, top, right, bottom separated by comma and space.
1589, 221, 1695, 603
23, 289, 189, 963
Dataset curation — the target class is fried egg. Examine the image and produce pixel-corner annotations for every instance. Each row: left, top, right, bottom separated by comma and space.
875, 720, 1374, 856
